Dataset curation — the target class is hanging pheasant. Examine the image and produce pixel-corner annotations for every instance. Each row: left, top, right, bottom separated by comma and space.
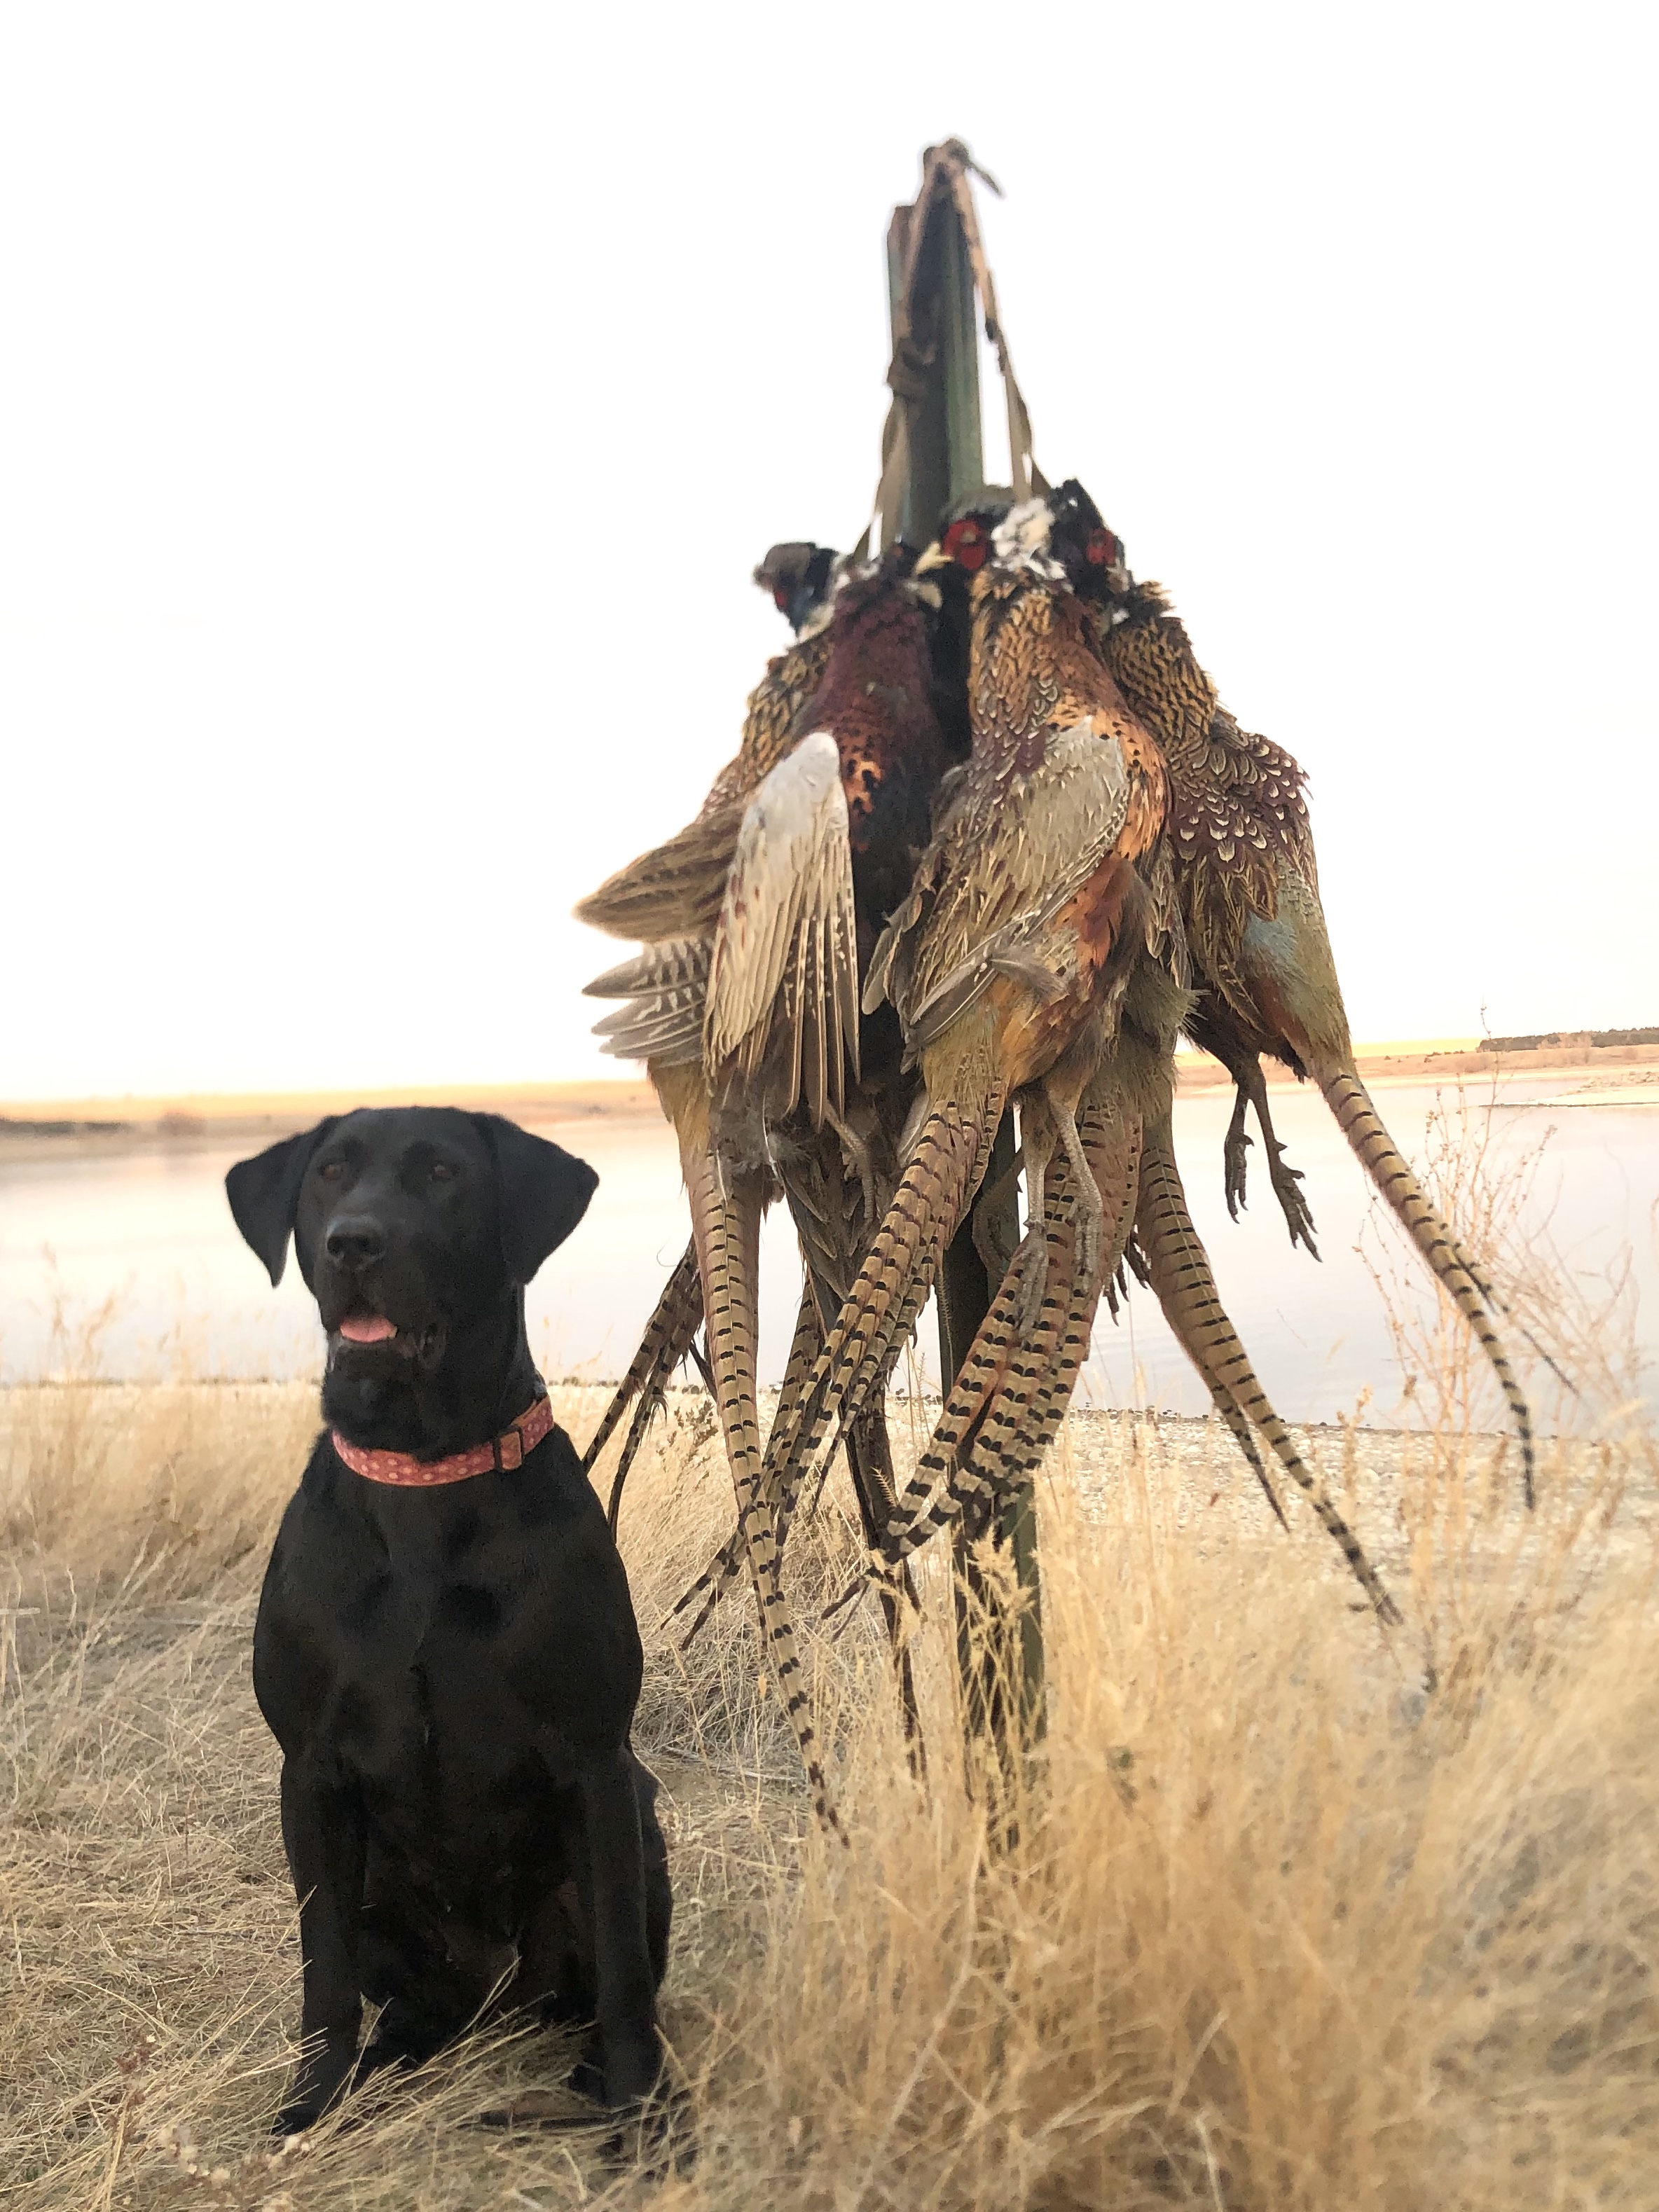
580, 540, 966, 1755
576, 546, 851, 1833
679, 505, 1398, 1647
577, 543, 965, 1815
660, 495, 1006, 1657
762, 481, 1176, 1507
579, 544, 846, 1514
1087, 537, 1536, 1501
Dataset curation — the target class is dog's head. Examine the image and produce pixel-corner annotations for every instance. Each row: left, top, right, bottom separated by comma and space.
226, 1107, 596, 1453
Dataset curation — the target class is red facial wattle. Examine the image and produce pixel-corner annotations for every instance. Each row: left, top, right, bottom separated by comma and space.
942, 518, 989, 573
1085, 527, 1121, 569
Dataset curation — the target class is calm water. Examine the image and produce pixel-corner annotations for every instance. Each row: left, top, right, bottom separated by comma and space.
1, 1080, 1653, 1428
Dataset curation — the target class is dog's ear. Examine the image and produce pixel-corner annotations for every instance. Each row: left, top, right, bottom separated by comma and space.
226, 1120, 338, 1287
473, 1115, 598, 1285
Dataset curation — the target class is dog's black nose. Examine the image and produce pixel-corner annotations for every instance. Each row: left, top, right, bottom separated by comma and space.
325, 1217, 387, 1270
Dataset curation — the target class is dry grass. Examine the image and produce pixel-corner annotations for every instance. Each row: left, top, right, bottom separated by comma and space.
3, 1115, 1658, 2208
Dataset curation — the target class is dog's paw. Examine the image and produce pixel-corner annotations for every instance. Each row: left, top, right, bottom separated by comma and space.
271, 2026, 364, 2135
603, 2083, 696, 2177
600, 2026, 663, 2110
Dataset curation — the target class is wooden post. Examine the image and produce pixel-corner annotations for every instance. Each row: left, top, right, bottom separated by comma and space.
885, 146, 1045, 1769
883, 181, 983, 541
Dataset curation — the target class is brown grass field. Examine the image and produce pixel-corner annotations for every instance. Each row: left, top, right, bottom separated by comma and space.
3, 1112, 1658, 2209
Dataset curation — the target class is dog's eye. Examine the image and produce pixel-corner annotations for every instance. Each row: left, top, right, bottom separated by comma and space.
430, 1161, 457, 1183
318, 1161, 345, 1184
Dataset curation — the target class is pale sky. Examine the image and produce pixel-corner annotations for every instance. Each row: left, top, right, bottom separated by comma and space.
2, 2, 1654, 1102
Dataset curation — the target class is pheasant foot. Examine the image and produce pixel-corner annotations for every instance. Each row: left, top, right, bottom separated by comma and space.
1230, 1059, 1320, 1256
1054, 1101, 1106, 1295
1010, 1145, 1054, 1341
824, 1104, 877, 1229
1266, 1139, 1319, 1255
1223, 1089, 1253, 1221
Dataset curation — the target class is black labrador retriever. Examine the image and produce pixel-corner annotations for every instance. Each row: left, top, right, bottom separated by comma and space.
227, 1107, 670, 2134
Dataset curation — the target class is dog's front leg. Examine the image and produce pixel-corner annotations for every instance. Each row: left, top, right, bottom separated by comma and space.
579, 1748, 663, 2108
277, 1759, 367, 2134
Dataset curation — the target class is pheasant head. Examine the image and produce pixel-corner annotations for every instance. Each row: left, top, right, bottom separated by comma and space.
987, 478, 1124, 595
916, 480, 1122, 750
916, 488, 1012, 577
753, 541, 840, 638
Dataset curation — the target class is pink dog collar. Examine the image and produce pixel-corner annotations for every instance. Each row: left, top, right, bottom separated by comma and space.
331, 1393, 555, 1488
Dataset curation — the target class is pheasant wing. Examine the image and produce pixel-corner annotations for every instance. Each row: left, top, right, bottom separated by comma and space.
897, 718, 1136, 1053
574, 798, 745, 943
703, 732, 860, 1127
584, 939, 710, 1065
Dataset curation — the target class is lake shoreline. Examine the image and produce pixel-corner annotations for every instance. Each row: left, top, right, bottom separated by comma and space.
4, 1071, 1653, 1415
0, 1378, 1591, 1461
5, 1038, 1658, 1162
0, 1372, 1515, 1453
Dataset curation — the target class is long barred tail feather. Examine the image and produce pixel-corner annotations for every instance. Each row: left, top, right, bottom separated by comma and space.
849, 1228, 1048, 1591
975, 1084, 1145, 1502
582, 1240, 703, 1481
1135, 1120, 1400, 1625
769, 1085, 1009, 1512
768, 1283, 828, 1511
672, 1262, 932, 1655
580, 1243, 705, 1538
1117, 1166, 1287, 1530
1321, 1068, 1535, 1508
606, 1320, 703, 1537
1437, 1225, 1574, 1397
692, 1257, 970, 1646
792, 1241, 960, 1530
820, 1088, 1008, 1422
668, 1280, 824, 1647
1127, 1205, 1289, 1528
685, 1150, 845, 1839
847, 1087, 1120, 1607
674, 1528, 741, 1648
842, 1407, 929, 1766
1200, 1385, 1288, 1530
945, 1193, 1083, 1513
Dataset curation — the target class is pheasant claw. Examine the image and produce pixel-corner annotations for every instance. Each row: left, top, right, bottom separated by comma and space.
1267, 1142, 1320, 1256
1223, 1110, 1253, 1222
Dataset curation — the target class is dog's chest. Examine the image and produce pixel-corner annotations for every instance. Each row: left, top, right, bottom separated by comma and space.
326, 1565, 581, 1896
341, 1564, 537, 1764
256, 1454, 634, 1923
303, 1567, 580, 1930
268, 1509, 580, 1792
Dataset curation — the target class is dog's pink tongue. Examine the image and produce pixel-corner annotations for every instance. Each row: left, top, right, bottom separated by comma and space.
339, 1313, 397, 1344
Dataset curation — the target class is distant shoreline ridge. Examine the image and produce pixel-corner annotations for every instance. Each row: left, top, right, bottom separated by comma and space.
4, 1028, 1658, 1144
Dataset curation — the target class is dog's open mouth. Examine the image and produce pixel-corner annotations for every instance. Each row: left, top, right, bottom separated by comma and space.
338, 1312, 399, 1344
330, 1306, 446, 1369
